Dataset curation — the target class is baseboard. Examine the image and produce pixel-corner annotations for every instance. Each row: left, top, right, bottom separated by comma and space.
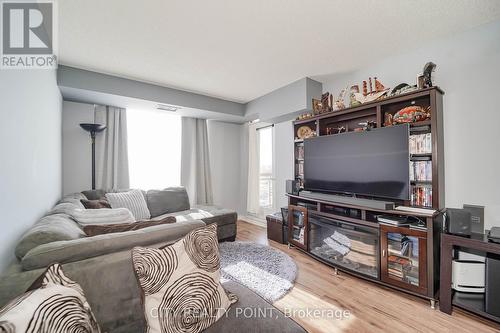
239, 215, 266, 228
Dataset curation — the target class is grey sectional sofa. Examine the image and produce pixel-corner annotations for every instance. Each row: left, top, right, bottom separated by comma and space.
0, 187, 306, 332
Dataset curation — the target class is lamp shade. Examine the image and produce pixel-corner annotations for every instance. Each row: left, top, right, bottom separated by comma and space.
80, 123, 107, 133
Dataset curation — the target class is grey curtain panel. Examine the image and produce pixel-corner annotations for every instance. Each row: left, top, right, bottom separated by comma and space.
181, 117, 214, 205
95, 106, 130, 189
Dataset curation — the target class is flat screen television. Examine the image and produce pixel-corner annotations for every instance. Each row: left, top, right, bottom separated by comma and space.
304, 124, 410, 200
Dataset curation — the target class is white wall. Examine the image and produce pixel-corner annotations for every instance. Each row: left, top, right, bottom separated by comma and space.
274, 121, 294, 209
0, 70, 62, 271
207, 120, 245, 214
62, 101, 93, 194
320, 21, 500, 229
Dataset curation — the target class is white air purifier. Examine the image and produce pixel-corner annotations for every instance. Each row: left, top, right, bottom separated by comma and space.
452, 260, 485, 293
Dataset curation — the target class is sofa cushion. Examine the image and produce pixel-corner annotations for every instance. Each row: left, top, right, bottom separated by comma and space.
81, 189, 107, 200
21, 220, 206, 270
58, 192, 87, 207
82, 189, 144, 201
71, 208, 135, 226
204, 281, 306, 333
46, 202, 80, 215
15, 213, 86, 259
106, 190, 151, 220
81, 198, 112, 209
83, 216, 176, 237
146, 187, 190, 217
153, 205, 237, 227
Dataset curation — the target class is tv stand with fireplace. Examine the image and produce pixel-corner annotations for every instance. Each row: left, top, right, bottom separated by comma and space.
288, 87, 445, 306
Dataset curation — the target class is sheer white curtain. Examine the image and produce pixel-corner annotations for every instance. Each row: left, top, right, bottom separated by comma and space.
246, 123, 260, 215
181, 117, 214, 205
95, 105, 129, 189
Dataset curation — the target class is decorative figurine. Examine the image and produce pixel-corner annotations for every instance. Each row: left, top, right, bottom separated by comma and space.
312, 98, 322, 115
393, 106, 431, 124
384, 113, 394, 127
333, 88, 347, 111
358, 121, 376, 131
320, 92, 333, 113
326, 126, 346, 135
349, 85, 362, 107
353, 77, 389, 104
297, 112, 314, 120
374, 77, 386, 92
423, 62, 436, 88
390, 83, 418, 96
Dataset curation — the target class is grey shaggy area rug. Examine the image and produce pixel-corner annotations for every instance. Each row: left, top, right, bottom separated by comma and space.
218, 241, 297, 302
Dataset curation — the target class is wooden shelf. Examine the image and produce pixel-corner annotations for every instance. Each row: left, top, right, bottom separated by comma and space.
289, 86, 444, 305
293, 87, 443, 125
411, 180, 433, 185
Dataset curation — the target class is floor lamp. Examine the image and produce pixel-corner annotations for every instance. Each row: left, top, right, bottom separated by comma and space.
80, 105, 106, 190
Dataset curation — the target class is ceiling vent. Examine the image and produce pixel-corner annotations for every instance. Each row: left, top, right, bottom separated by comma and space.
156, 104, 180, 112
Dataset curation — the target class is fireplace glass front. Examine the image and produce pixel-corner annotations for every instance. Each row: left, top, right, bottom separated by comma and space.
309, 214, 380, 278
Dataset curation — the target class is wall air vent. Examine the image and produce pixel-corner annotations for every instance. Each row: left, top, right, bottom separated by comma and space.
156, 104, 180, 112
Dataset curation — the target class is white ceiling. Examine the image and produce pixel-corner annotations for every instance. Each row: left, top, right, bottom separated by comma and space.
58, 0, 500, 103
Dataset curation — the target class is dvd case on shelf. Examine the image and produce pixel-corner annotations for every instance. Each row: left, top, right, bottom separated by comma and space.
409, 133, 432, 154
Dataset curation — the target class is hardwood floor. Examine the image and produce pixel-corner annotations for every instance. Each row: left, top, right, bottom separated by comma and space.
236, 220, 500, 333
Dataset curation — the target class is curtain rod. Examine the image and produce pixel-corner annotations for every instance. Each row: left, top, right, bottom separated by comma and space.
256, 124, 274, 131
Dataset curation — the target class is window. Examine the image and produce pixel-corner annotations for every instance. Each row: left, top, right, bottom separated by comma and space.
258, 125, 274, 212
127, 109, 181, 190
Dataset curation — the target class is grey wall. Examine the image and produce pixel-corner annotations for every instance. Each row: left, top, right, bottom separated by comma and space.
207, 120, 245, 214
62, 101, 94, 194
0, 70, 62, 271
320, 21, 500, 229
245, 77, 322, 123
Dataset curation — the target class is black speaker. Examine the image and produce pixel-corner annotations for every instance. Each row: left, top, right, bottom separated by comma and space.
486, 254, 500, 317
444, 208, 471, 236
286, 180, 300, 195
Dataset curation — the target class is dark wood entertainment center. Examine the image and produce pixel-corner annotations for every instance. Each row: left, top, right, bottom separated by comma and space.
287, 87, 445, 306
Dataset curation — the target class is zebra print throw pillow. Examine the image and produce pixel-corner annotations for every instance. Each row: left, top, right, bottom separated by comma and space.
132, 224, 237, 333
0, 263, 101, 333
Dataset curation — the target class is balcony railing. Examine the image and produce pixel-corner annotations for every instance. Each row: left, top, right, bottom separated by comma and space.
259, 174, 274, 209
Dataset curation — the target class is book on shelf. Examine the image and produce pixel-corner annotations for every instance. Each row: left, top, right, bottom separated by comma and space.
297, 163, 304, 175
410, 160, 432, 181
409, 133, 432, 154
296, 145, 304, 159
411, 185, 432, 207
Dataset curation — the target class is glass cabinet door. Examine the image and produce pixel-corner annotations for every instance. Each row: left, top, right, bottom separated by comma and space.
380, 225, 427, 295
288, 205, 308, 250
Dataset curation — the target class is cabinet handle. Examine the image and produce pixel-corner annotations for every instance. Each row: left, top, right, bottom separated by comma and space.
382, 250, 386, 257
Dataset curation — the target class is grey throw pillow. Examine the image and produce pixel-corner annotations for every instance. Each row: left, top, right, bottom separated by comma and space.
146, 187, 190, 218
106, 189, 151, 220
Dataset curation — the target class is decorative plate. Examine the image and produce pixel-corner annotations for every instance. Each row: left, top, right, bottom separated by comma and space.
297, 126, 313, 139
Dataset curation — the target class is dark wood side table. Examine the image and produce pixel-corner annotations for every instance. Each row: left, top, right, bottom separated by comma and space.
440, 232, 500, 322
